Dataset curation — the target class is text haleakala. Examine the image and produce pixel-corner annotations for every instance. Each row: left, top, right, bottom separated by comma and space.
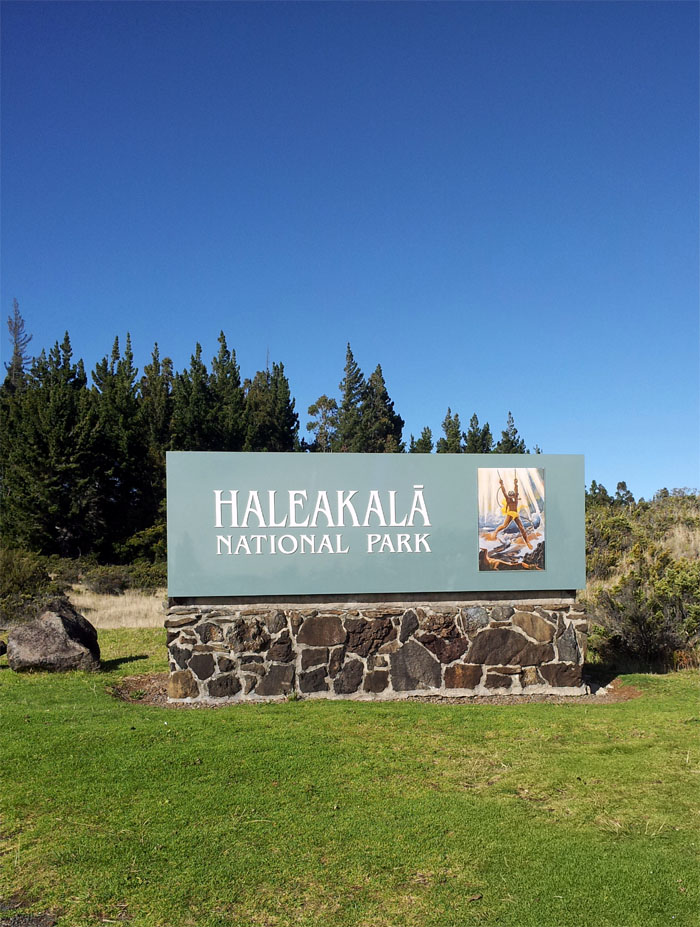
213, 486, 431, 529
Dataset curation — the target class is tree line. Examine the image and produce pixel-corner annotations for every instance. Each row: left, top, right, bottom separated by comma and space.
1, 304, 533, 562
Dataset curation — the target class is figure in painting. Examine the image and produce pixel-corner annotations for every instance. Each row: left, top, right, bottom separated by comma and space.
477, 467, 545, 571
486, 474, 532, 549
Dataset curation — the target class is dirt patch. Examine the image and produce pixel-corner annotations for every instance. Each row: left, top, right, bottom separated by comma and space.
108, 673, 642, 708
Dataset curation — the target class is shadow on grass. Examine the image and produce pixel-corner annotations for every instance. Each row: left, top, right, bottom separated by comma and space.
100, 654, 149, 672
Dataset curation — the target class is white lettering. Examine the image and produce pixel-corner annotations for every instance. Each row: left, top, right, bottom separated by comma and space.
242, 491, 266, 528
407, 485, 431, 527
289, 490, 309, 527
379, 534, 395, 553
216, 535, 232, 554
337, 490, 360, 527
396, 533, 411, 552
234, 535, 252, 555
367, 533, 381, 552
309, 490, 334, 527
278, 534, 299, 554
363, 490, 387, 527
267, 491, 287, 527
300, 534, 316, 554
214, 490, 238, 528
388, 490, 408, 527
335, 533, 349, 554
415, 532, 431, 552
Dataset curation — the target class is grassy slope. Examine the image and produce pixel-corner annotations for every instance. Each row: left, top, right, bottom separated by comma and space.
1, 629, 699, 927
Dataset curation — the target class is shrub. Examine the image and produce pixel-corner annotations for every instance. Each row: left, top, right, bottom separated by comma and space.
0, 548, 67, 627
83, 565, 132, 596
589, 543, 700, 668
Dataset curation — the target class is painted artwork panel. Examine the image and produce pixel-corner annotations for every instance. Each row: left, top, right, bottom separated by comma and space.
478, 467, 545, 571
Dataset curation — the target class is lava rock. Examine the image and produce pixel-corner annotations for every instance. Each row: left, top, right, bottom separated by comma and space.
208, 673, 241, 698
167, 669, 199, 699
390, 640, 441, 691
444, 663, 482, 689
512, 611, 556, 643
300, 667, 329, 693
255, 664, 295, 697
539, 663, 583, 687
468, 628, 554, 666
268, 631, 293, 663
297, 615, 346, 647
333, 659, 364, 694
399, 609, 419, 643
7, 602, 100, 673
345, 617, 395, 657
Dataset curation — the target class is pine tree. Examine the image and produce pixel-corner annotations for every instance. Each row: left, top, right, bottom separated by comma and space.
243, 363, 299, 451
436, 408, 463, 453
0, 334, 104, 556
357, 365, 405, 452
3, 299, 32, 392
409, 427, 434, 453
463, 413, 493, 453
307, 395, 339, 452
140, 343, 173, 464
494, 411, 527, 454
91, 334, 151, 554
209, 332, 245, 450
170, 344, 213, 450
334, 344, 365, 452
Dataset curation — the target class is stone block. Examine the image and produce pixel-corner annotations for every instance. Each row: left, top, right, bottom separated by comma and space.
267, 611, 288, 634
300, 667, 328, 693
512, 611, 556, 643
333, 659, 364, 694
208, 673, 241, 698
444, 663, 481, 689
188, 652, 215, 680
399, 609, 419, 643
485, 672, 513, 689
297, 615, 346, 647
301, 647, 328, 670
328, 646, 345, 677
345, 617, 395, 657
390, 640, 441, 691
197, 622, 224, 644
468, 628, 554, 666
268, 631, 293, 663
364, 670, 389, 693
539, 663, 583, 688
490, 606, 514, 621
168, 669, 199, 699
255, 663, 294, 697
556, 624, 580, 663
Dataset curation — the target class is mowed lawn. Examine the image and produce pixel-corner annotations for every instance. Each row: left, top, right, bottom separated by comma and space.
1, 629, 698, 927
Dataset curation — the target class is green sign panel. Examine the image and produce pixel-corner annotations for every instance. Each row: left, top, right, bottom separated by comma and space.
166, 452, 585, 597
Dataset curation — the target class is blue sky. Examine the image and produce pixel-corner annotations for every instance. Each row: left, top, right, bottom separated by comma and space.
2, 1, 698, 500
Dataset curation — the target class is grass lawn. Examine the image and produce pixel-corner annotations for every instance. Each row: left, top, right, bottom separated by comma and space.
1, 628, 698, 927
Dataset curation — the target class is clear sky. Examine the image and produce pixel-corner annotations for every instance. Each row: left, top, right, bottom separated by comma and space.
2, 1, 698, 500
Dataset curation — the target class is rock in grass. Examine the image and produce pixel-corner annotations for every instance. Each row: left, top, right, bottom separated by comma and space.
7, 601, 100, 673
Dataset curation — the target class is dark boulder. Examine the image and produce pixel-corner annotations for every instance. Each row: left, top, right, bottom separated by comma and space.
7, 602, 100, 673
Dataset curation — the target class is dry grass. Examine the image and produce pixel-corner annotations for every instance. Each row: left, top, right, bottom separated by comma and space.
68, 583, 167, 628
663, 523, 700, 560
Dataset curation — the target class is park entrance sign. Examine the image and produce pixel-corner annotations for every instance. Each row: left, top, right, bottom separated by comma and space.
166, 452, 585, 598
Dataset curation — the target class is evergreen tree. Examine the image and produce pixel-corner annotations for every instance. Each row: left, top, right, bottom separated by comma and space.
306, 395, 339, 452
357, 365, 405, 452
209, 331, 245, 450
436, 408, 463, 453
243, 363, 299, 451
615, 481, 635, 507
91, 334, 150, 554
139, 343, 173, 533
463, 413, 493, 453
409, 427, 434, 453
140, 343, 173, 464
170, 344, 213, 450
0, 334, 104, 556
587, 480, 613, 505
494, 411, 528, 453
334, 343, 365, 452
3, 299, 32, 392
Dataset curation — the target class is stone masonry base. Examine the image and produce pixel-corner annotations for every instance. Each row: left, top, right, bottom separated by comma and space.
165, 593, 588, 702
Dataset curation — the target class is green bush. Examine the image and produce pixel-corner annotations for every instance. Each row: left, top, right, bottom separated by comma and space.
589, 543, 700, 668
0, 548, 67, 627
83, 561, 167, 595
